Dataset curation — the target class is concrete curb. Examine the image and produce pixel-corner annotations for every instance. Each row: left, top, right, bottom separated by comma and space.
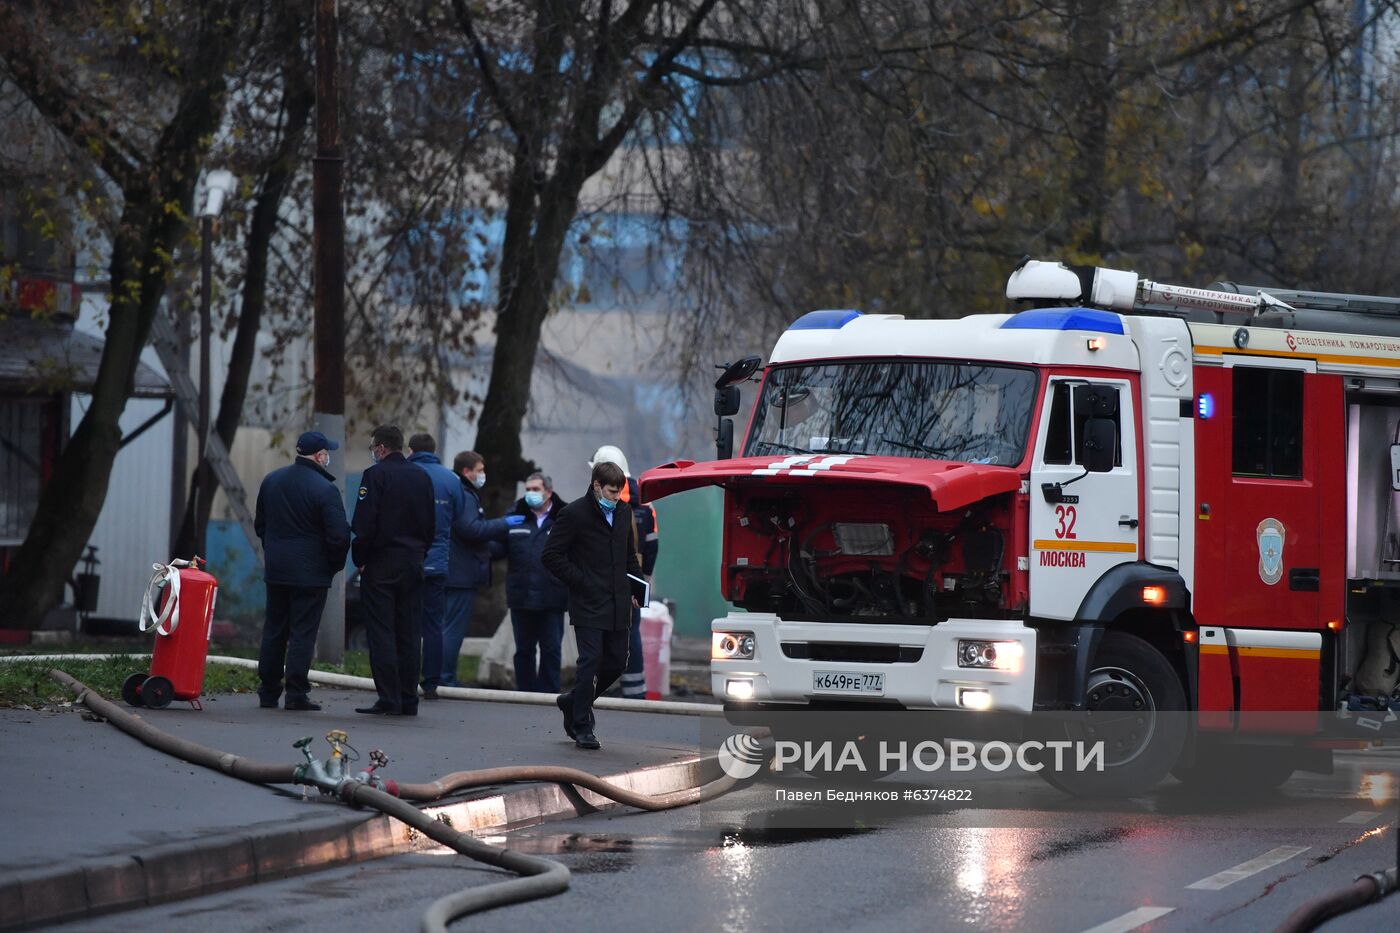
0, 752, 722, 931
0, 653, 724, 717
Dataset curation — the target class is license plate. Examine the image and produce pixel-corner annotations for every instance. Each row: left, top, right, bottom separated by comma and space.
812, 671, 885, 694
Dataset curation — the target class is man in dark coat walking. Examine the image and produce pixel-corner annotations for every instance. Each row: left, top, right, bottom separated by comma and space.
351, 425, 435, 716
505, 472, 569, 693
587, 445, 659, 699
542, 461, 642, 749
254, 431, 351, 711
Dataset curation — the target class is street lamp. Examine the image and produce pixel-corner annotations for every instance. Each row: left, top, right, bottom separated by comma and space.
194, 169, 236, 559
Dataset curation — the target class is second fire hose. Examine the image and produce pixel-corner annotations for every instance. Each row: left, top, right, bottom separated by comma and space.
48, 668, 743, 932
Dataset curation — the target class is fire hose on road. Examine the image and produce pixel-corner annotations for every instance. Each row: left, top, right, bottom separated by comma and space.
47, 669, 742, 931
1273, 868, 1399, 933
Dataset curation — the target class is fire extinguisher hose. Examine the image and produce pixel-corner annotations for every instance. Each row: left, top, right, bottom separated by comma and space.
47, 668, 741, 931
138, 562, 183, 636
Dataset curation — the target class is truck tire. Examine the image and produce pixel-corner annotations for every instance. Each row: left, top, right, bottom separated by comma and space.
1038, 631, 1187, 797
1173, 743, 1296, 791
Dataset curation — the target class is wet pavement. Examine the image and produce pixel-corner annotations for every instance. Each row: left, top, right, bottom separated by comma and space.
1, 688, 714, 874
56, 747, 1400, 932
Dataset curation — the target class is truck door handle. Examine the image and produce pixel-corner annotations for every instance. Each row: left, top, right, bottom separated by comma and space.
1118, 517, 1139, 529
1289, 568, 1320, 592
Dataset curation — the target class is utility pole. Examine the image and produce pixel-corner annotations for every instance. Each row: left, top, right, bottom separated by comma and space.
170, 294, 190, 556
314, 0, 347, 664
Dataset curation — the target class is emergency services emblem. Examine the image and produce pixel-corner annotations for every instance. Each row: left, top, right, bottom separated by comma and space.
1257, 518, 1285, 585
357, 485, 368, 501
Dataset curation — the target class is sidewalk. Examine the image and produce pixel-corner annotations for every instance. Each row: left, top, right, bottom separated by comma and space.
0, 686, 723, 930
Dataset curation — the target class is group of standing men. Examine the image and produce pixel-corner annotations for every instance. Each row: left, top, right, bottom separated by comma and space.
253, 426, 658, 746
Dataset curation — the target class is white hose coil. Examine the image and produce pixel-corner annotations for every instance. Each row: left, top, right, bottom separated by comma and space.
139, 562, 182, 636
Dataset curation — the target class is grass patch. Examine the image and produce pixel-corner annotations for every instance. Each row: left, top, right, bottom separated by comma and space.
0, 648, 480, 709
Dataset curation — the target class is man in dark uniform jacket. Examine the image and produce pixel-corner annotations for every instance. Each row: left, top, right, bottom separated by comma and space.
542, 460, 642, 749
505, 471, 568, 692
351, 425, 435, 716
254, 431, 351, 711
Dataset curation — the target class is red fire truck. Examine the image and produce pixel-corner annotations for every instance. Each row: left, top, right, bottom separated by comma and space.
640, 259, 1400, 794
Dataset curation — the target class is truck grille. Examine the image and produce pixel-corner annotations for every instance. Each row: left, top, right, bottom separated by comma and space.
780, 642, 924, 664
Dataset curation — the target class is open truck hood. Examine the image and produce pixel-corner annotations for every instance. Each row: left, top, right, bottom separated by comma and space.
639, 454, 1022, 513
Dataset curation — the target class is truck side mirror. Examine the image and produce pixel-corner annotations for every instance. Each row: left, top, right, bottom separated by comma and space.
1082, 418, 1117, 473
715, 355, 762, 390
1391, 443, 1400, 491
717, 418, 735, 460
1075, 384, 1119, 417
715, 385, 740, 417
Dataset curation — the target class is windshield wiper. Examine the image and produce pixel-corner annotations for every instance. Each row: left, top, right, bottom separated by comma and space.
882, 438, 948, 456
758, 440, 816, 455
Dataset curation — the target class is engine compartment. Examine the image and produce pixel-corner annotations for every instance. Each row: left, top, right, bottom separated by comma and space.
722, 484, 1027, 622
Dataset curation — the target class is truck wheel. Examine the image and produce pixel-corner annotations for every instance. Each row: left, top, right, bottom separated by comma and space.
1173, 743, 1296, 791
1038, 631, 1186, 797
142, 675, 174, 710
122, 673, 147, 707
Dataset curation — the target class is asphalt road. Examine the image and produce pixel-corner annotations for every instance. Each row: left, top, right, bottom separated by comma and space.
58, 747, 1400, 933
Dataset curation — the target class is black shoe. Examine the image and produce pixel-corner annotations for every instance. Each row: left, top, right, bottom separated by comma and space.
259, 698, 279, 709
284, 699, 321, 711
575, 731, 601, 750
421, 686, 439, 700
356, 705, 398, 715
556, 694, 577, 740
399, 706, 418, 717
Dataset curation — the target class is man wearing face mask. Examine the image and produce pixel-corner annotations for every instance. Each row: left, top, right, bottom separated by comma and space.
444, 450, 519, 686
254, 431, 351, 711
504, 472, 569, 692
542, 461, 643, 749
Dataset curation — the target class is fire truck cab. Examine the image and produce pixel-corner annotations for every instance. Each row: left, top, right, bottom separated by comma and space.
640, 260, 1400, 794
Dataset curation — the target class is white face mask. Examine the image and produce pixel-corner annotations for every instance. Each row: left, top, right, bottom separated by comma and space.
473, 472, 487, 489
316, 451, 331, 469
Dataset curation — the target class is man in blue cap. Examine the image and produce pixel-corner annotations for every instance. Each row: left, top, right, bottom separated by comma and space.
254, 430, 351, 711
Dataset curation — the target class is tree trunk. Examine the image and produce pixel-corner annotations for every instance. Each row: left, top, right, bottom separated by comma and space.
173, 43, 314, 559
1065, 0, 1114, 258
0, 7, 244, 629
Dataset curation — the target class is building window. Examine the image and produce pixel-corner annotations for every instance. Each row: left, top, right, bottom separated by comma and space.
1231, 367, 1303, 478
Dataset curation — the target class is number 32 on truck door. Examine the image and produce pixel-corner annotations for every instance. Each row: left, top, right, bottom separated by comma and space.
1054, 505, 1078, 539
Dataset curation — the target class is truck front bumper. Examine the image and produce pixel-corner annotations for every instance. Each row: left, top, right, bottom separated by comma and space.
711, 612, 1038, 714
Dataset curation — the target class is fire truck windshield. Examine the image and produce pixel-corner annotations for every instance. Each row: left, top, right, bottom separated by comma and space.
744, 360, 1038, 465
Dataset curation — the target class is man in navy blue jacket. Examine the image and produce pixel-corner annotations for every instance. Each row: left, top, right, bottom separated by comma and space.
505, 472, 569, 692
408, 433, 465, 698
254, 431, 351, 711
444, 450, 517, 686
352, 425, 436, 715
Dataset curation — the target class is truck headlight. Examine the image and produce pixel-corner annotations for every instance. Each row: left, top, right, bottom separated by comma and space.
957, 639, 1024, 673
713, 631, 756, 660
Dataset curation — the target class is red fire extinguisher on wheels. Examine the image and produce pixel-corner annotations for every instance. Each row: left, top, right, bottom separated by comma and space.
123, 557, 218, 710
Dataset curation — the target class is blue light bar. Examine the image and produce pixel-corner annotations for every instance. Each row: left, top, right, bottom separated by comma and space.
1000, 307, 1124, 335
789, 309, 863, 330
1197, 393, 1214, 419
